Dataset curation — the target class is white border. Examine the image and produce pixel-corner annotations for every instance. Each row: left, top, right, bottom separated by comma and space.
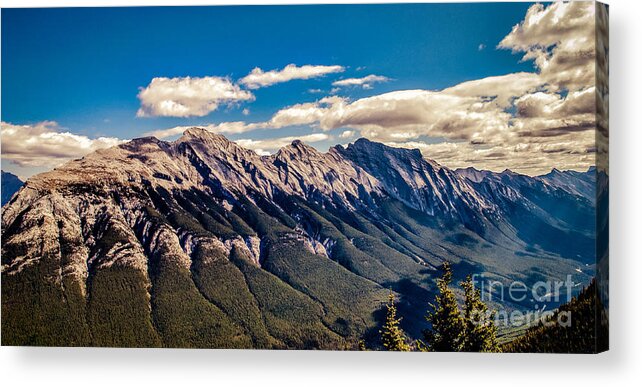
2, 1, 641, 386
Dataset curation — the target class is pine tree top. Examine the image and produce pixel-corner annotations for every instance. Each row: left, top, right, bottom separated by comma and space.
379, 290, 411, 351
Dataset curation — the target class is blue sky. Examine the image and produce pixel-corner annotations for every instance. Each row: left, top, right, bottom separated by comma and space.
1, 2, 601, 178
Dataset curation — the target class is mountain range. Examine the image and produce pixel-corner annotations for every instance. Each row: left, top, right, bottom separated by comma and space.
1, 128, 600, 348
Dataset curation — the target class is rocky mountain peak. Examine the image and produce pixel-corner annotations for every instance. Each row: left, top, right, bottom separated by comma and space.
120, 136, 169, 153
183, 127, 214, 139
180, 127, 231, 145
500, 169, 517, 175
455, 167, 490, 183
354, 139, 430, 172
274, 139, 322, 161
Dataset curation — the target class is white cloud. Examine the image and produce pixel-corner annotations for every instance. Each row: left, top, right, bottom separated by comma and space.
137, 76, 254, 118
267, 97, 344, 129
147, 97, 345, 140
239, 64, 344, 89
235, 133, 331, 155
442, 72, 542, 108
339, 130, 355, 139
1, 121, 123, 168
267, 103, 325, 129
498, 2, 596, 92
332, 74, 390, 89
478, 44, 486, 51
145, 121, 266, 139
279, 87, 517, 144
515, 87, 595, 119
384, 137, 595, 177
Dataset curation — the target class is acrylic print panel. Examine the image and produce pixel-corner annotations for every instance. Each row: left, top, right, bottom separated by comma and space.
0, 2, 608, 353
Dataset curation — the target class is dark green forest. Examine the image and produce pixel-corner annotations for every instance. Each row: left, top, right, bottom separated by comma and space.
503, 278, 608, 353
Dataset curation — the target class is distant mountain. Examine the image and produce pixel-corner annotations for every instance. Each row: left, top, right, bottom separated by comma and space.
454, 166, 494, 183
455, 166, 597, 261
456, 165, 597, 202
1, 129, 596, 348
539, 167, 597, 202
1, 171, 23, 207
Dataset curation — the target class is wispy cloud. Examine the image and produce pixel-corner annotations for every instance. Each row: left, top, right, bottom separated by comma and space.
332, 74, 390, 89
239, 64, 344, 89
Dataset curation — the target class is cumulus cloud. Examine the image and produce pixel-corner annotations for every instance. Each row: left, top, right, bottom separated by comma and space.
311, 82, 596, 174
235, 133, 331, 155
222, 73, 541, 145
515, 87, 595, 119
315, 90, 508, 142
239, 64, 344, 89
498, 1, 596, 92
137, 76, 254, 117
245, 86, 516, 144
442, 72, 542, 108
332, 74, 390, 89
267, 96, 343, 129
268, 103, 326, 129
1, 121, 123, 168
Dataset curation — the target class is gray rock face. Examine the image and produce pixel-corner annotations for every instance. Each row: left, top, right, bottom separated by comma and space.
3, 128, 598, 275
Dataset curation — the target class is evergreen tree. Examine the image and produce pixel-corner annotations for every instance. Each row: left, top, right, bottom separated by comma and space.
379, 290, 411, 351
460, 275, 500, 352
422, 262, 465, 351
